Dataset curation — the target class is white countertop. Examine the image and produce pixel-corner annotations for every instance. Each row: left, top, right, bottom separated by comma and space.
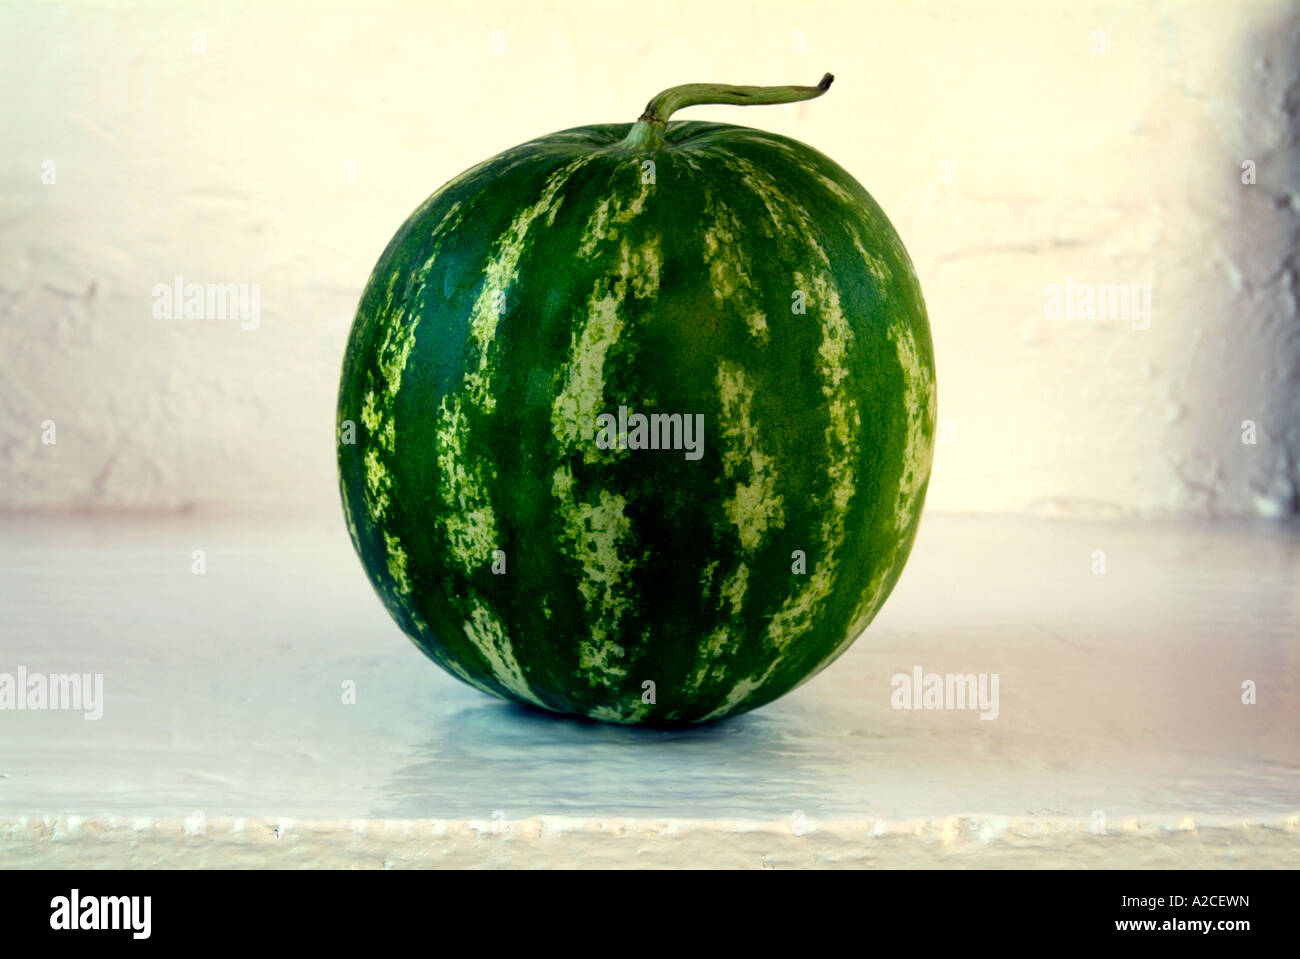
2, 512, 1297, 867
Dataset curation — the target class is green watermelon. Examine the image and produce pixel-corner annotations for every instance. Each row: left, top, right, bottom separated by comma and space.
337, 74, 936, 725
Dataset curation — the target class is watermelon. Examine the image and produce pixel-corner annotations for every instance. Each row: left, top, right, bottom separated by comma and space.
337, 74, 936, 725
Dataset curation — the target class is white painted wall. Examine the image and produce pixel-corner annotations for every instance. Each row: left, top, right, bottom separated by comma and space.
2, 0, 1297, 517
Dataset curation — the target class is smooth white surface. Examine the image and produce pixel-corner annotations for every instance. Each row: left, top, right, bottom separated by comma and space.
1, 512, 1297, 867
1, 0, 1297, 517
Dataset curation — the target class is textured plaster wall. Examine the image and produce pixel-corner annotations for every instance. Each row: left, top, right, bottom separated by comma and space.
1, 0, 1297, 517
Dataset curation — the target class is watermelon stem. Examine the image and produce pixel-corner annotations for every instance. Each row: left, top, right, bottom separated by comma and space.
620, 73, 834, 149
